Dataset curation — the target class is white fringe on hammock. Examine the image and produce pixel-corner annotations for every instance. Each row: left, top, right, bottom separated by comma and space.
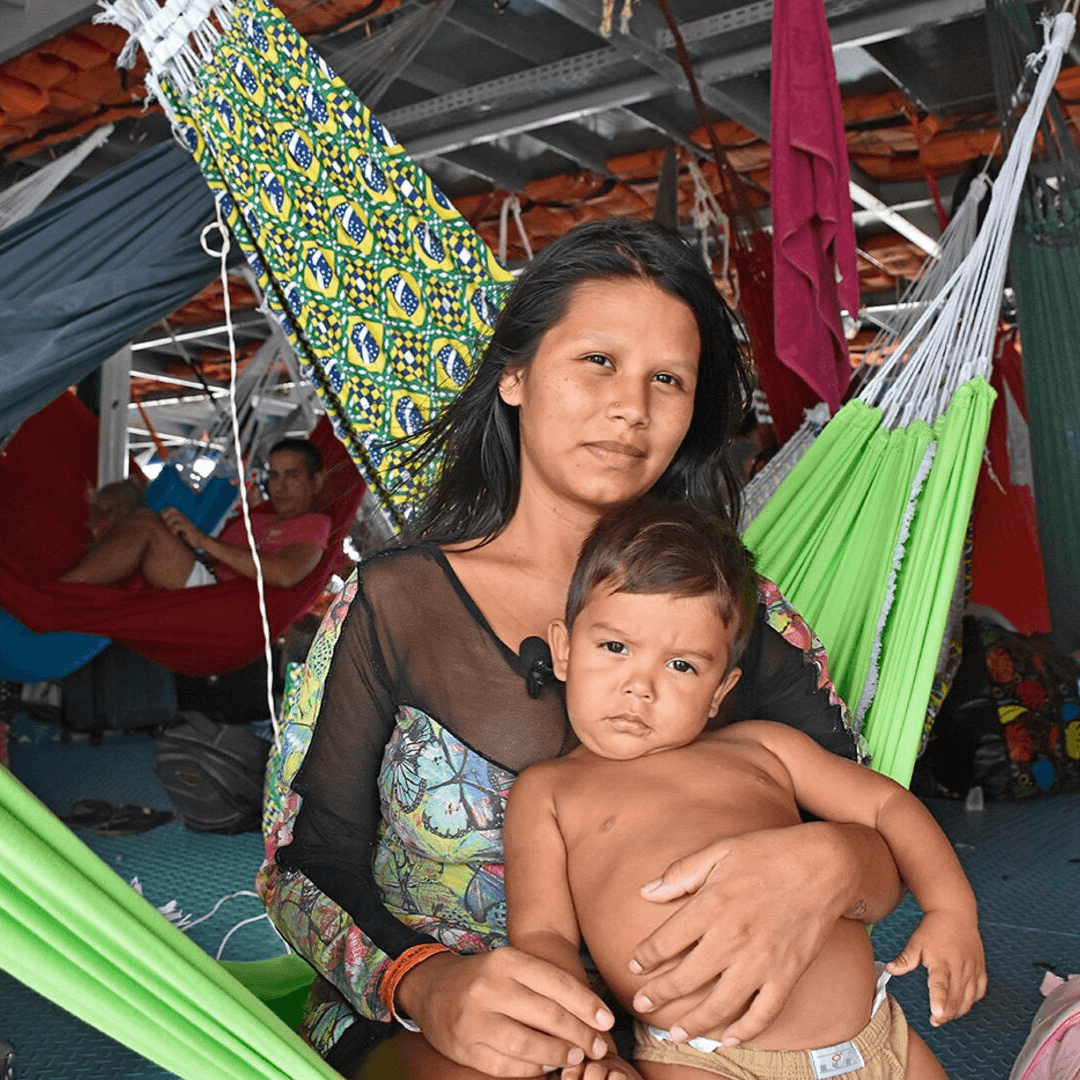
96, 0, 239, 118
860, 11, 1076, 429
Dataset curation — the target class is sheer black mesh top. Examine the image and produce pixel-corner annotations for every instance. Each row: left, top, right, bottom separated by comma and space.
278, 543, 858, 958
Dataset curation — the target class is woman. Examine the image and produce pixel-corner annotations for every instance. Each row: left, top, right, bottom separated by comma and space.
259, 218, 903, 1078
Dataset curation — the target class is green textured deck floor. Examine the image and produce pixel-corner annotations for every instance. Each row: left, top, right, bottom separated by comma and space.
3, 715, 1078, 1079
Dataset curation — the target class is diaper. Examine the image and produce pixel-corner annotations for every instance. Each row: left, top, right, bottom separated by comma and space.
634, 965, 907, 1080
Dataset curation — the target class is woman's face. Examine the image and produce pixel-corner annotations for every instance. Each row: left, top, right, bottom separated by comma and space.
498, 277, 700, 517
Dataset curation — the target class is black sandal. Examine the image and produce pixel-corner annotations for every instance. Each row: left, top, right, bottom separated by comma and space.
62, 798, 174, 836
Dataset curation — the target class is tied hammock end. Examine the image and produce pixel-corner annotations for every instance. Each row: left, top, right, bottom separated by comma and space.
95, 0, 237, 105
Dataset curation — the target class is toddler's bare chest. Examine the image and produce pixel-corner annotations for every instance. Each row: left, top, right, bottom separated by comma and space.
559, 748, 799, 872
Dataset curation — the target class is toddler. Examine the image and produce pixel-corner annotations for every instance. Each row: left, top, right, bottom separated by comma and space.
504, 500, 985, 1080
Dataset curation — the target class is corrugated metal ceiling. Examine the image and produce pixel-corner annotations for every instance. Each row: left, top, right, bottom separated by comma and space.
0, 0, 1071, 446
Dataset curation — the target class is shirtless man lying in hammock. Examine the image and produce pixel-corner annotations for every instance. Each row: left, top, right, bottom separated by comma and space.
59, 439, 330, 591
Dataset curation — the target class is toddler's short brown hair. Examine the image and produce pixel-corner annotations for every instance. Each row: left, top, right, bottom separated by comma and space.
566, 499, 758, 669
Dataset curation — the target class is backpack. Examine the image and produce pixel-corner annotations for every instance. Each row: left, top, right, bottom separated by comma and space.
1010, 972, 1080, 1080
919, 617, 1080, 799
153, 710, 270, 833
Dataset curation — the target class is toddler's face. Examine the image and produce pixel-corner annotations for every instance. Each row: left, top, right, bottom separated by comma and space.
549, 585, 741, 760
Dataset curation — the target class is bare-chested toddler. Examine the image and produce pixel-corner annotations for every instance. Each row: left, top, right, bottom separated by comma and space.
504, 500, 986, 1080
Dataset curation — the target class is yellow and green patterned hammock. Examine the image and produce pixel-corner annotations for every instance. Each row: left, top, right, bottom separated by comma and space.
109, 0, 516, 530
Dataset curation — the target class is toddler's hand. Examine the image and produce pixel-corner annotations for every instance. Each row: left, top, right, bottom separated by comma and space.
561, 1055, 644, 1080
885, 909, 986, 1026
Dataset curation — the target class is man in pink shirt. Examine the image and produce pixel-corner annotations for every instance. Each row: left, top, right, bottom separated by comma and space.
60, 439, 332, 591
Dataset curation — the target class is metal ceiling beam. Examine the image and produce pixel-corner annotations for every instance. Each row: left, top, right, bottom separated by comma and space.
527, 121, 615, 176
443, 4, 567, 65
620, 102, 704, 154
389, 0, 980, 244
130, 316, 267, 352
848, 44, 932, 113
442, 144, 533, 191
0, 0, 98, 65
432, 9, 619, 176
395, 73, 672, 158
395, 51, 619, 177
530, 0, 774, 138
131, 370, 227, 393
851, 196, 933, 227
383, 46, 631, 130
384, 0, 986, 150
849, 182, 939, 255
382, 64, 535, 185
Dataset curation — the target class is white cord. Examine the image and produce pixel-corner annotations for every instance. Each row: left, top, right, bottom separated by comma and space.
177, 888, 260, 931
215, 913, 273, 961
861, 12, 1075, 429
498, 195, 533, 265
200, 202, 280, 749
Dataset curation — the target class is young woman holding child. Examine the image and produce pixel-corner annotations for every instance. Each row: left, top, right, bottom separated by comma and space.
259, 217, 909, 1078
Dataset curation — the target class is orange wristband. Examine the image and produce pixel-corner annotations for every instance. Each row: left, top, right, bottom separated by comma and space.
379, 942, 451, 1025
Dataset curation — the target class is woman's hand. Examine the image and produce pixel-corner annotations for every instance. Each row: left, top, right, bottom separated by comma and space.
394, 947, 615, 1077
628, 823, 891, 1047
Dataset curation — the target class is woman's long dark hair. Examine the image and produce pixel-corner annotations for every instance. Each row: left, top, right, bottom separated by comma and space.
402, 216, 752, 545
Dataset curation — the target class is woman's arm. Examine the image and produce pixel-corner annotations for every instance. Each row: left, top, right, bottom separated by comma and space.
261, 574, 429, 1026
392, 765, 616, 1076
626, 820, 900, 1046
261, 566, 615, 1075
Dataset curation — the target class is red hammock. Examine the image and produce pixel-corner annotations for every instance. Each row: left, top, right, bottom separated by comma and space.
969, 335, 1051, 635
0, 392, 364, 675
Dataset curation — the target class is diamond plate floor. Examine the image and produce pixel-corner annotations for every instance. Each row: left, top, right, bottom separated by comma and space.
873, 796, 1080, 1080
3, 716, 1078, 1079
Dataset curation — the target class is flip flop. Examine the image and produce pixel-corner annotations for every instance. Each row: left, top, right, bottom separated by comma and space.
62, 798, 174, 836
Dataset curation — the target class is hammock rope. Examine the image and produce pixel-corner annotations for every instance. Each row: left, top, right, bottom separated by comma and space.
860, 14, 1072, 427
201, 205, 279, 744
0, 125, 115, 231
747, 10, 1076, 782
855, 174, 986, 380
320, 0, 458, 110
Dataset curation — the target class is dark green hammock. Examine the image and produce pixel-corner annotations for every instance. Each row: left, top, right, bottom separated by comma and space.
987, 0, 1080, 653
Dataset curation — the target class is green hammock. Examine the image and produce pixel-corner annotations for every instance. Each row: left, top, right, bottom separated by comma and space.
0, 765, 335, 1080
745, 379, 994, 785
746, 10, 1074, 782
